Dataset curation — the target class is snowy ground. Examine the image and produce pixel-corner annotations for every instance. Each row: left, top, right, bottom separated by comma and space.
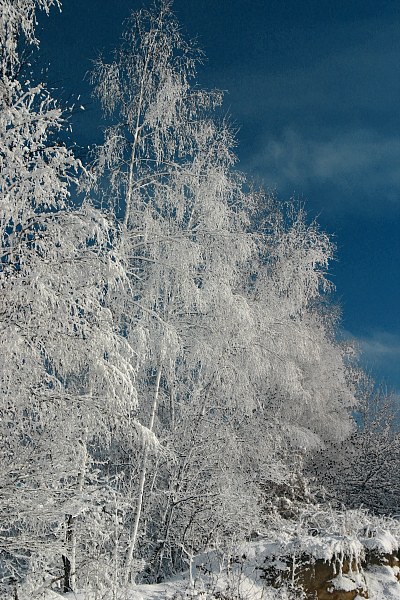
46, 562, 400, 600
44, 525, 400, 600
364, 565, 400, 599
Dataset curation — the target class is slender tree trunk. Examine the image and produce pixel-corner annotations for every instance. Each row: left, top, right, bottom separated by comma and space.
125, 365, 162, 584
123, 35, 155, 228
62, 515, 74, 593
169, 386, 176, 429
154, 501, 175, 580
63, 437, 87, 592
113, 494, 119, 600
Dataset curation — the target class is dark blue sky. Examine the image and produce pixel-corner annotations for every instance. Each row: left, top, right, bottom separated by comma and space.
36, 0, 400, 393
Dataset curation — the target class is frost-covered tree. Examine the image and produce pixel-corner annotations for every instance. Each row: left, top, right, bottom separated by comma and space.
89, 1, 358, 585
0, 0, 60, 78
0, 2, 138, 597
251, 206, 356, 445
88, 0, 270, 581
308, 377, 400, 516
0, 0, 376, 596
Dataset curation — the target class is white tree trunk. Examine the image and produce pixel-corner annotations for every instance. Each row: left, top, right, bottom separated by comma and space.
125, 365, 162, 584
63, 436, 87, 592
71, 440, 87, 589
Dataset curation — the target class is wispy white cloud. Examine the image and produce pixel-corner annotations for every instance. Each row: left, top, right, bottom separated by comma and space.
248, 128, 400, 216
358, 330, 400, 363
345, 329, 400, 391
217, 15, 400, 219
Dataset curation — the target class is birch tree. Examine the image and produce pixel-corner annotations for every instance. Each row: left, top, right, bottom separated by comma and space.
90, 0, 256, 582
0, 2, 138, 596
0, 0, 60, 78
251, 206, 356, 445
0, 0, 363, 595
89, 1, 360, 583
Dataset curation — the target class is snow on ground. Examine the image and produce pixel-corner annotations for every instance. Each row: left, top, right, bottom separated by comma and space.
51, 563, 400, 600
59, 583, 294, 600
364, 565, 400, 600
47, 528, 400, 600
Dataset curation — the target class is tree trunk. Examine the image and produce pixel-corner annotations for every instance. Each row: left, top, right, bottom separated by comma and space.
154, 501, 175, 580
62, 514, 74, 593
124, 365, 162, 584
169, 386, 176, 430
63, 437, 87, 592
